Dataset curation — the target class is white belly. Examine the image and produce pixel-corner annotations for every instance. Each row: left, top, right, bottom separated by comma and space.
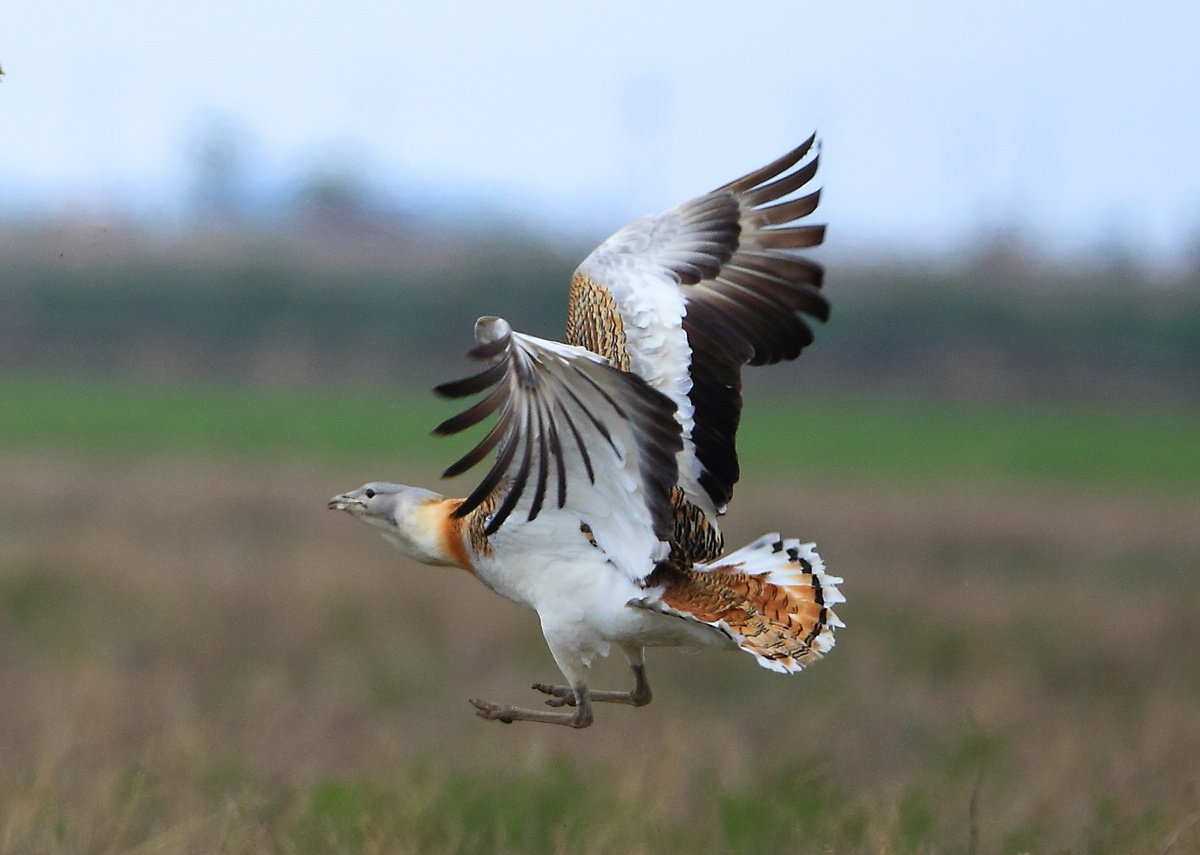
472, 516, 731, 672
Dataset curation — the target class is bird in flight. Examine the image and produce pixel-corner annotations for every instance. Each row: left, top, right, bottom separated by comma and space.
329, 137, 843, 727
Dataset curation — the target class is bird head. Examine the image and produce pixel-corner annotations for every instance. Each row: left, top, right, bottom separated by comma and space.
328, 482, 459, 566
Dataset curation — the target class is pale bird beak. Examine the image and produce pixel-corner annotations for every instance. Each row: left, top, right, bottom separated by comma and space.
327, 494, 363, 512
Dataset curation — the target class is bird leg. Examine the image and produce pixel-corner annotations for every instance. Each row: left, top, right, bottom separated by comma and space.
533, 663, 652, 708
470, 686, 594, 728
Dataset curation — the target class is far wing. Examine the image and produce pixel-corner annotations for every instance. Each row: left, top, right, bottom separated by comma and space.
433, 316, 683, 578
570, 135, 827, 516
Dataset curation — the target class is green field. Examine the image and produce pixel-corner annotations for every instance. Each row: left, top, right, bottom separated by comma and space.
1, 380, 1199, 853
3, 377, 1198, 493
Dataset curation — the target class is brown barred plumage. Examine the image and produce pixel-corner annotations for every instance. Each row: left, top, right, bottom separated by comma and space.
464, 492, 497, 557
566, 274, 724, 563
565, 273, 629, 371
442, 494, 497, 563
644, 547, 835, 672
666, 486, 724, 563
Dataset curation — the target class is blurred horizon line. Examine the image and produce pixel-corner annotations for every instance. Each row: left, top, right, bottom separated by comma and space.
1, 111, 1197, 276
3, 178, 1198, 282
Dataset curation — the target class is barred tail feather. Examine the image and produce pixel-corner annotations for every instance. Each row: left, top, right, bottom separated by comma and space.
635, 533, 844, 673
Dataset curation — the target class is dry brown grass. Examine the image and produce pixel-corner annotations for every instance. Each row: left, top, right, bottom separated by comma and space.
1, 452, 1198, 853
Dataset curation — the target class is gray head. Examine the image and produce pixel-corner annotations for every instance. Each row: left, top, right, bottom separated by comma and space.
328, 482, 457, 566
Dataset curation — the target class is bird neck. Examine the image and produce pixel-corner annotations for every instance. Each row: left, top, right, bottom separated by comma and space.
387, 497, 474, 572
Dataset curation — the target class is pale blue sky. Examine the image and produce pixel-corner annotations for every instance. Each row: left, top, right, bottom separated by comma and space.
3, 0, 1199, 261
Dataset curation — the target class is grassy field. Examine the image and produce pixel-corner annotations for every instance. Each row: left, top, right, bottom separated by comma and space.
3, 377, 1199, 491
1, 382, 1199, 853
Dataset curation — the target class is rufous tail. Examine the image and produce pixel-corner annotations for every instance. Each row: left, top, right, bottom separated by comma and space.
633, 533, 844, 673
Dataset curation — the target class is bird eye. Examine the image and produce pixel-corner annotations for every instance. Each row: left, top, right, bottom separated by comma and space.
364, 488, 376, 499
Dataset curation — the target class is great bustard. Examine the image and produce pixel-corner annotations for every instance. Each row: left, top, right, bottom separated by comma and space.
329, 139, 843, 728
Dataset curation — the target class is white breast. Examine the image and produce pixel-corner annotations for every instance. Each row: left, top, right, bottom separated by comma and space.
471, 509, 731, 670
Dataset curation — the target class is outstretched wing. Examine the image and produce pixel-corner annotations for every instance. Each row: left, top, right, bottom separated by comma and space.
433, 316, 683, 578
567, 135, 827, 518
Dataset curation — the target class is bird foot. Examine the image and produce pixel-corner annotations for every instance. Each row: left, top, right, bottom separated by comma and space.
469, 694, 593, 728
469, 698, 517, 723
533, 669, 652, 708
532, 683, 576, 707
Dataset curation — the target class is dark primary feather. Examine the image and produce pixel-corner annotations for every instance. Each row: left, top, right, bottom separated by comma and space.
741, 154, 821, 208
434, 318, 683, 541
717, 132, 817, 194
752, 224, 826, 250
749, 188, 821, 228
677, 138, 829, 510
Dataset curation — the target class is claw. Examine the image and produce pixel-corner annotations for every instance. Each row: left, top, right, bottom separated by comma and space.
532, 682, 577, 707
469, 698, 515, 724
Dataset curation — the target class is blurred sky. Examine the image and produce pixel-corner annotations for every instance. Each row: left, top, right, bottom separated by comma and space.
3, 0, 1199, 262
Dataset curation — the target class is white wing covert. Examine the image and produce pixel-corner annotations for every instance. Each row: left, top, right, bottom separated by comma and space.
434, 317, 683, 579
